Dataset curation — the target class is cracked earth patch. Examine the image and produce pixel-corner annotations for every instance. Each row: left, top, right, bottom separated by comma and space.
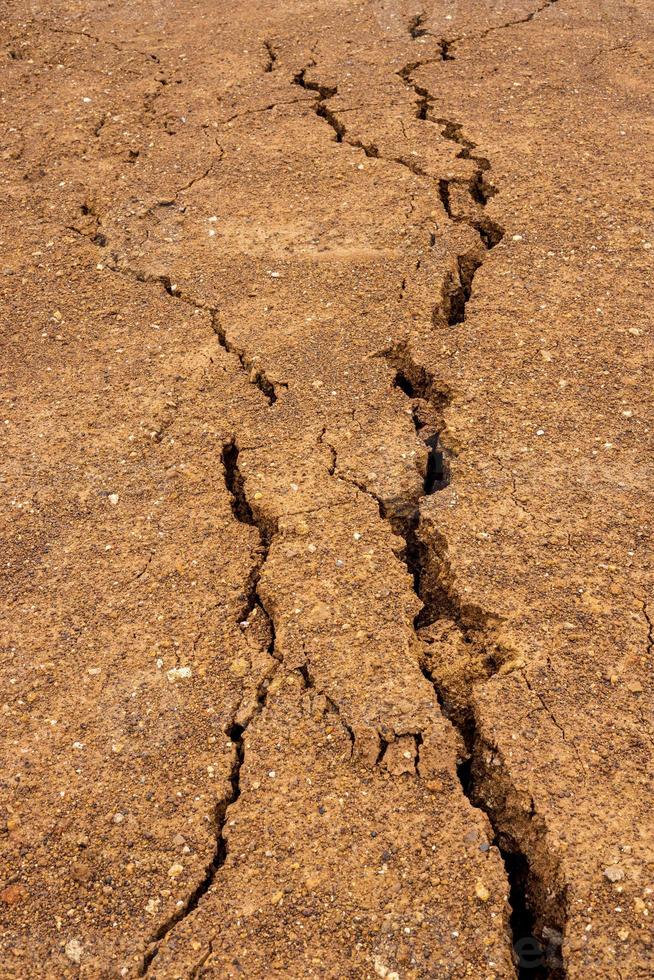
1, 1, 653, 978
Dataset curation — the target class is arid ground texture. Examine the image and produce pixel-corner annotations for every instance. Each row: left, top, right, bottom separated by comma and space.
1, 0, 653, 977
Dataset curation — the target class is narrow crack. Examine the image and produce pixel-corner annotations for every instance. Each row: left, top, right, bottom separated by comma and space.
67, 151, 287, 407
642, 599, 654, 656
292, 66, 343, 140
435, 117, 504, 252
262, 39, 278, 73
140, 439, 278, 974
295, 61, 503, 328
70, 190, 287, 966
219, 97, 310, 126
408, 13, 430, 39
296, 659, 356, 750
156, 144, 224, 206
386, 346, 566, 980
404, 0, 559, 62
66, 201, 107, 247
39, 20, 161, 62
477, 0, 560, 42
103, 263, 284, 404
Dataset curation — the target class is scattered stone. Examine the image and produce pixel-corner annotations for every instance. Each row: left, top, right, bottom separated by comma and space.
475, 881, 491, 902
604, 865, 625, 882
65, 939, 83, 964
0, 883, 27, 905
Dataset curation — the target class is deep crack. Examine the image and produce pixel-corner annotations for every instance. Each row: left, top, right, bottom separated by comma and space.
300, 47, 563, 977
141, 440, 277, 974
91, 36, 562, 977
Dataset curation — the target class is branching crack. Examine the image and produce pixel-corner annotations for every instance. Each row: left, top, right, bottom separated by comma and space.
103, 263, 284, 404
295, 61, 503, 327
299, 46, 564, 976
404, 0, 559, 62
70, 23, 566, 972
140, 439, 278, 974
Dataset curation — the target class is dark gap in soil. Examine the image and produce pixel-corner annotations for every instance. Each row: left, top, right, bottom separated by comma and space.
476, 217, 505, 249
408, 13, 429, 38
294, 55, 558, 976
438, 38, 456, 60
384, 99, 560, 959
211, 313, 278, 404
222, 439, 256, 526
293, 69, 347, 146
316, 103, 345, 141
415, 85, 431, 120
423, 433, 445, 493
109, 270, 280, 404
394, 370, 415, 397
352, 138, 380, 157
139, 754, 238, 975
445, 270, 466, 325
503, 851, 550, 979
388, 350, 564, 976
141, 441, 275, 974
375, 738, 390, 766
438, 177, 451, 215
263, 39, 277, 72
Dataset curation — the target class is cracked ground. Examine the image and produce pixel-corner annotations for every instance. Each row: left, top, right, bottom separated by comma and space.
1, 0, 653, 977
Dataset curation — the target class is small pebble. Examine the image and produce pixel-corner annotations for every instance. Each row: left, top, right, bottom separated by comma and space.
475, 881, 490, 902
65, 939, 83, 964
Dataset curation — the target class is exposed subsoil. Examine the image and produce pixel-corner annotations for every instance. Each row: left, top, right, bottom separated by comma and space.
1, 1, 653, 979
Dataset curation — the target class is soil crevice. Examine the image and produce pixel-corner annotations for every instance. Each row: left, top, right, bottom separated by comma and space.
297, 50, 565, 977
140, 439, 278, 974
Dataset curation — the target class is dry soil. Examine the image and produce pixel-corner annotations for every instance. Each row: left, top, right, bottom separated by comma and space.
1, 1, 653, 978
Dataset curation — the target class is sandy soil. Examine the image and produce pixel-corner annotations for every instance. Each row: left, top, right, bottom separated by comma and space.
1, 1, 653, 977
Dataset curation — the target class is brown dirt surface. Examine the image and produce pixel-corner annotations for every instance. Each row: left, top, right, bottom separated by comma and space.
1, 0, 652, 977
